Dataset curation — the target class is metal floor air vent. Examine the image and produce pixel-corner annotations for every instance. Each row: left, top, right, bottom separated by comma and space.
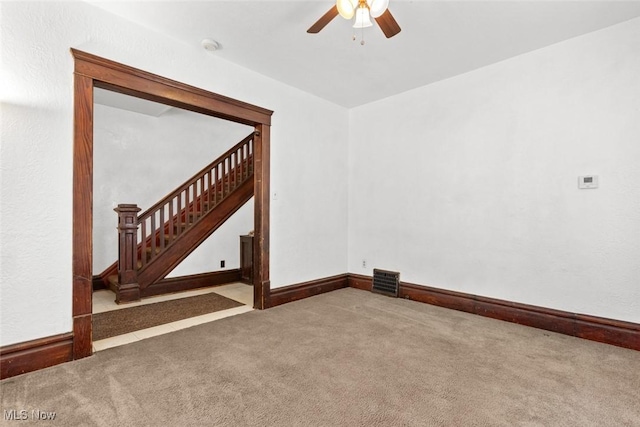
372, 269, 400, 297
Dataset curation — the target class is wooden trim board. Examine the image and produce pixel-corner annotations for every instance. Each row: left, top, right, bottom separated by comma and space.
71, 49, 273, 360
1, 333, 74, 379
72, 49, 272, 126
7, 272, 636, 379
269, 274, 349, 308
348, 274, 374, 291
252, 124, 271, 309
142, 270, 242, 298
348, 274, 640, 351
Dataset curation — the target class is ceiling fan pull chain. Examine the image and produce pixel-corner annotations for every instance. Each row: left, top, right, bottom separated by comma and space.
352, 24, 365, 45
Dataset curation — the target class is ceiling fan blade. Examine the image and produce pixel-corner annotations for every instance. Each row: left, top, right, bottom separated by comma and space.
307, 5, 339, 34
375, 9, 401, 38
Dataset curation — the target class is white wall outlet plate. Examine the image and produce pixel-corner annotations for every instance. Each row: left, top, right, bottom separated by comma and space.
578, 175, 598, 189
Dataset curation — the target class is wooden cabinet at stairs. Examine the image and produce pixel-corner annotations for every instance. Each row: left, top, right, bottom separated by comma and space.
240, 235, 253, 284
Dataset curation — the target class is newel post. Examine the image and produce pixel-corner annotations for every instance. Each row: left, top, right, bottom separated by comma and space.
114, 204, 142, 303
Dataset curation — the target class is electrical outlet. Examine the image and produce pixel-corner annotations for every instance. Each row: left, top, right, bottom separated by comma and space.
362, 260, 366, 268
220, 260, 225, 268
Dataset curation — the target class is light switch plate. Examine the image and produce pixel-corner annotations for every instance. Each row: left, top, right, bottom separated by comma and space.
578, 175, 598, 189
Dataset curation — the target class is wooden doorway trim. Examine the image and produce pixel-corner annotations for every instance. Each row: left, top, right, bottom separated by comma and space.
71, 49, 273, 359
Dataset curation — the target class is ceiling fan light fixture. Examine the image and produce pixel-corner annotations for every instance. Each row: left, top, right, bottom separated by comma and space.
367, 0, 389, 18
353, 6, 373, 28
336, 0, 357, 19
307, 0, 400, 39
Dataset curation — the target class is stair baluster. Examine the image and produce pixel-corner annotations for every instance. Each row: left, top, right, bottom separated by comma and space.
106, 133, 255, 303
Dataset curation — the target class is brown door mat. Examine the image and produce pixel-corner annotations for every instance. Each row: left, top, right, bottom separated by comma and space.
93, 292, 244, 341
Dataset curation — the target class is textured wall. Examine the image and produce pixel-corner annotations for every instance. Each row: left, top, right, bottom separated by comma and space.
348, 17, 640, 323
0, 2, 349, 346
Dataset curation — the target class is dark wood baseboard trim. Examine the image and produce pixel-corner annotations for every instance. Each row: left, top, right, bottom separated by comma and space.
348, 273, 373, 291
92, 275, 107, 291
348, 274, 640, 351
73, 315, 92, 360
141, 269, 242, 298
255, 280, 271, 310
2, 270, 242, 379
6, 273, 635, 380
269, 274, 349, 308
1, 333, 74, 379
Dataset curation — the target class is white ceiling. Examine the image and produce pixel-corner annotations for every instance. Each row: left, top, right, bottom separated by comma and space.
94, 87, 173, 116
89, 0, 640, 108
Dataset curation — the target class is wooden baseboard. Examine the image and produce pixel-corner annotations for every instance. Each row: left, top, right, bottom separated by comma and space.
1, 270, 242, 379
348, 274, 640, 351
5, 272, 635, 380
1, 333, 74, 379
92, 275, 107, 291
141, 269, 242, 298
73, 315, 92, 360
269, 274, 349, 308
348, 274, 374, 291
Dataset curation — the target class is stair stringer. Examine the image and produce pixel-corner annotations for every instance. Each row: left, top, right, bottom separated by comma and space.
137, 177, 254, 294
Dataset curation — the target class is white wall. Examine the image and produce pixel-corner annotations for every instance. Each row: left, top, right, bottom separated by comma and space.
3, 1, 637, 350
93, 103, 253, 276
0, 1, 348, 346
349, 17, 640, 323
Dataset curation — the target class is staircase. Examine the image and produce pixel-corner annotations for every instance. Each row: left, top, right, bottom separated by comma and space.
98, 132, 256, 304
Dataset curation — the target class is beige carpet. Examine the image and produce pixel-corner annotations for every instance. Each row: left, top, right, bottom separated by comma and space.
1, 288, 639, 426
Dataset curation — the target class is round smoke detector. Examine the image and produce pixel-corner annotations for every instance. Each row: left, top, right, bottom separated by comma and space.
201, 39, 220, 52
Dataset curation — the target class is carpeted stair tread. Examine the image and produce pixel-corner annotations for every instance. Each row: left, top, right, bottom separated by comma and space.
93, 292, 244, 341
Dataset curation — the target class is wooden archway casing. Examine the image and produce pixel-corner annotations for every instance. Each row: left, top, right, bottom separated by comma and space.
71, 49, 272, 359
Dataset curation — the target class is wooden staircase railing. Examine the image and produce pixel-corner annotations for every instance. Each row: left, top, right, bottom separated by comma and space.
111, 132, 255, 303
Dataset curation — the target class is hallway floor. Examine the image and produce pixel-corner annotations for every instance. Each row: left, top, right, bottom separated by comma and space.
92, 282, 254, 352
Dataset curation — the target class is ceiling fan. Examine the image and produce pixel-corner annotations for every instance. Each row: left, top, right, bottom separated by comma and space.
307, 0, 401, 39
